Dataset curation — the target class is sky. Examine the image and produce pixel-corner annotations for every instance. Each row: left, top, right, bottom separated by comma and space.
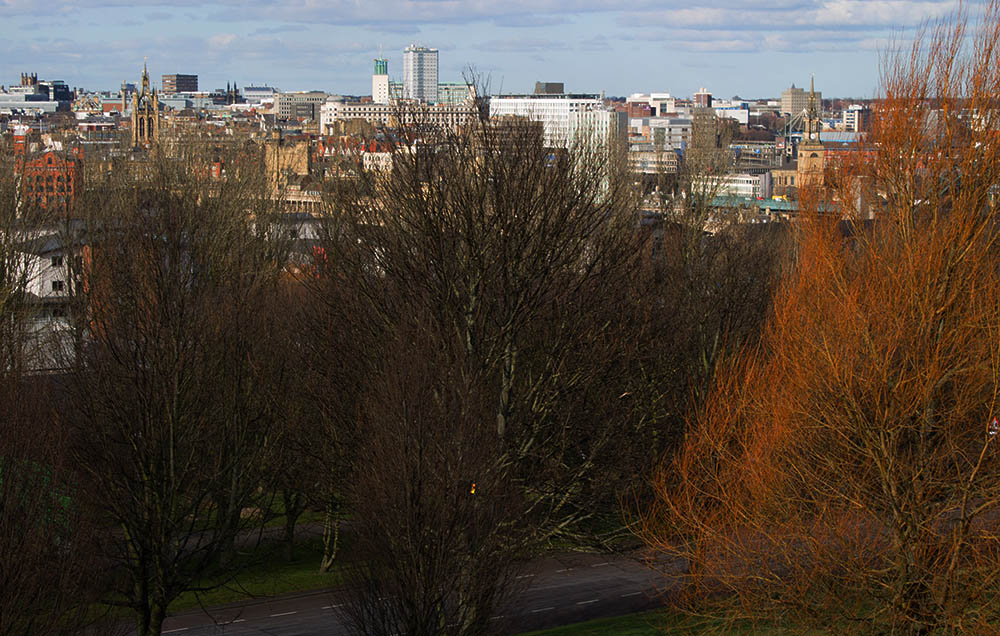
0, 0, 969, 100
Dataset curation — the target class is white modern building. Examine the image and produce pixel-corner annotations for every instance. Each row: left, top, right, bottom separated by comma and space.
320, 97, 476, 133
691, 172, 773, 199
403, 45, 438, 104
489, 94, 624, 148
372, 59, 390, 105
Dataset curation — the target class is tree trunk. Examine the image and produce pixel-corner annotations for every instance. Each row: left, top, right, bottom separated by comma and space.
321, 499, 341, 572
282, 489, 303, 563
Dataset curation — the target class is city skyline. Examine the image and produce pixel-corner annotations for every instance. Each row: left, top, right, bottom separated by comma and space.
1, 0, 966, 98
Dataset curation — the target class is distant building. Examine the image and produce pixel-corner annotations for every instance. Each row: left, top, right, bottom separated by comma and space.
18, 147, 83, 211
372, 58, 390, 105
243, 86, 278, 103
489, 93, 624, 149
691, 172, 773, 199
534, 82, 564, 95
436, 82, 474, 106
403, 45, 438, 103
274, 91, 327, 120
162, 73, 198, 93
128, 64, 160, 148
842, 104, 870, 132
319, 96, 477, 133
694, 87, 712, 108
782, 83, 820, 116
0, 73, 71, 113
796, 78, 825, 189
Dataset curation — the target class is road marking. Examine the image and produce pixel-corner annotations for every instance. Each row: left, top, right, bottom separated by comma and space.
531, 607, 555, 613
621, 591, 642, 597
489, 615, 504, 621
163, 630, 188, 634
515, 573, 535, 579
555, 568, 573, 573
269, 611, 297, 617
577, 599, 599, 605
591, 562, 610, 567
322, 604, 343, 609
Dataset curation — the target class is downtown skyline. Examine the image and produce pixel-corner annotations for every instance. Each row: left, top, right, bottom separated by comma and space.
0, 0, 969, 98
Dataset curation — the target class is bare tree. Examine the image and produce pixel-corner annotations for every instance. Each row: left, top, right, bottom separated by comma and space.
67, 142, 290, 636
0, 150, 106, 636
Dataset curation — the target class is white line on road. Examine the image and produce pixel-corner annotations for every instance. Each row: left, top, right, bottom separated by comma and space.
591, 562, 610, 567
531, 607, 555, 613
515, 573, 535, 579
322, 604, 343, 609
489, 616, 504, 621
555, 568, 573, 573
577, 599, 599, 605
162, 630, 188, 634
621, 591, 642, 597
269, 611, 298, 617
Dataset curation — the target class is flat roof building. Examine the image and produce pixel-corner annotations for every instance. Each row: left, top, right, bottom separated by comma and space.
162, 74, 198, 93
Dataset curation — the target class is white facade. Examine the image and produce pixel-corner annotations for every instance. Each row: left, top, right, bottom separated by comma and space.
320, 98, 476, 133
691, 172, 773, 199
372, 59, 390, 105
626, 92, 677, 116
403, 45, 438, 104
489, 94, 621, 148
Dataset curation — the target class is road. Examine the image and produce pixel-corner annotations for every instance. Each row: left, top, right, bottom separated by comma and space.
155, 551, 681, 635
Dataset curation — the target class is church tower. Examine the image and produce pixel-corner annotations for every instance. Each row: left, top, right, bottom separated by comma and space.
131, 62, 160, 148
796, 75, 825, 190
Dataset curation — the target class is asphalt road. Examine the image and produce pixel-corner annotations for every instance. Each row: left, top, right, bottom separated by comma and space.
155, 552, 681, 635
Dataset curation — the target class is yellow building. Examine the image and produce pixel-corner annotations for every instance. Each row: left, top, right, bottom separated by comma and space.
796, 77, 824, 189
129, 63, 160, 148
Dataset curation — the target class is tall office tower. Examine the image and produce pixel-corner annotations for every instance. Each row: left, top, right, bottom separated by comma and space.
372, 58, 390, 104
402, 45, 438, 103
162, 74, 198, 93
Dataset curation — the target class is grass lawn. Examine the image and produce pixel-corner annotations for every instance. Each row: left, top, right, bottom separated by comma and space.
171, 534, 346, 612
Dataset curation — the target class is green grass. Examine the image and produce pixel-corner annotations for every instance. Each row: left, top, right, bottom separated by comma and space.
171, 534, 346, 612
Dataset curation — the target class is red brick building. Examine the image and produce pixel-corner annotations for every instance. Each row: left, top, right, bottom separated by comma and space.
19, 148, 83, 211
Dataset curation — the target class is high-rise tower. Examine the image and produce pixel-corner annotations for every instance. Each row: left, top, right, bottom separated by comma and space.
372, 58, 390, 105
402, 45, 438, 103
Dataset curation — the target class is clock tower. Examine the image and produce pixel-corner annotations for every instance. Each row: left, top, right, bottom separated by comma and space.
796, 75, 825, 189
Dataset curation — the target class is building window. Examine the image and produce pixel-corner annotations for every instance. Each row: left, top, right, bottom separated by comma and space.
51, 256, 63, 268
51, 280, 64, 292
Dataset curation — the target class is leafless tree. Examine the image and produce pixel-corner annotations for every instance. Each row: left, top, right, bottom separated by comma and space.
67, 142, 290, 636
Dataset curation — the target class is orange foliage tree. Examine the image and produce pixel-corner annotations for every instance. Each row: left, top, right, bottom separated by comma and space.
638, 5, 1000, 633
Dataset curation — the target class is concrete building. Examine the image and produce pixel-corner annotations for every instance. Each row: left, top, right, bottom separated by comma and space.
403, 45, 438, 103
842, 104, 870, 132
274, 91, 328, 120
162, 74, 198, 93
648, 117, 692, 150
243, 86, 278, 103
437, 82, 474, 106
372, 58, 390, 105
782, 83, 820, 116
0, 74, 70, 113
626, 93, 682, 117
628, 143, 679, 175
319, 97, 477, 133
489, 93, 622, 148
691, 172, 773, 199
